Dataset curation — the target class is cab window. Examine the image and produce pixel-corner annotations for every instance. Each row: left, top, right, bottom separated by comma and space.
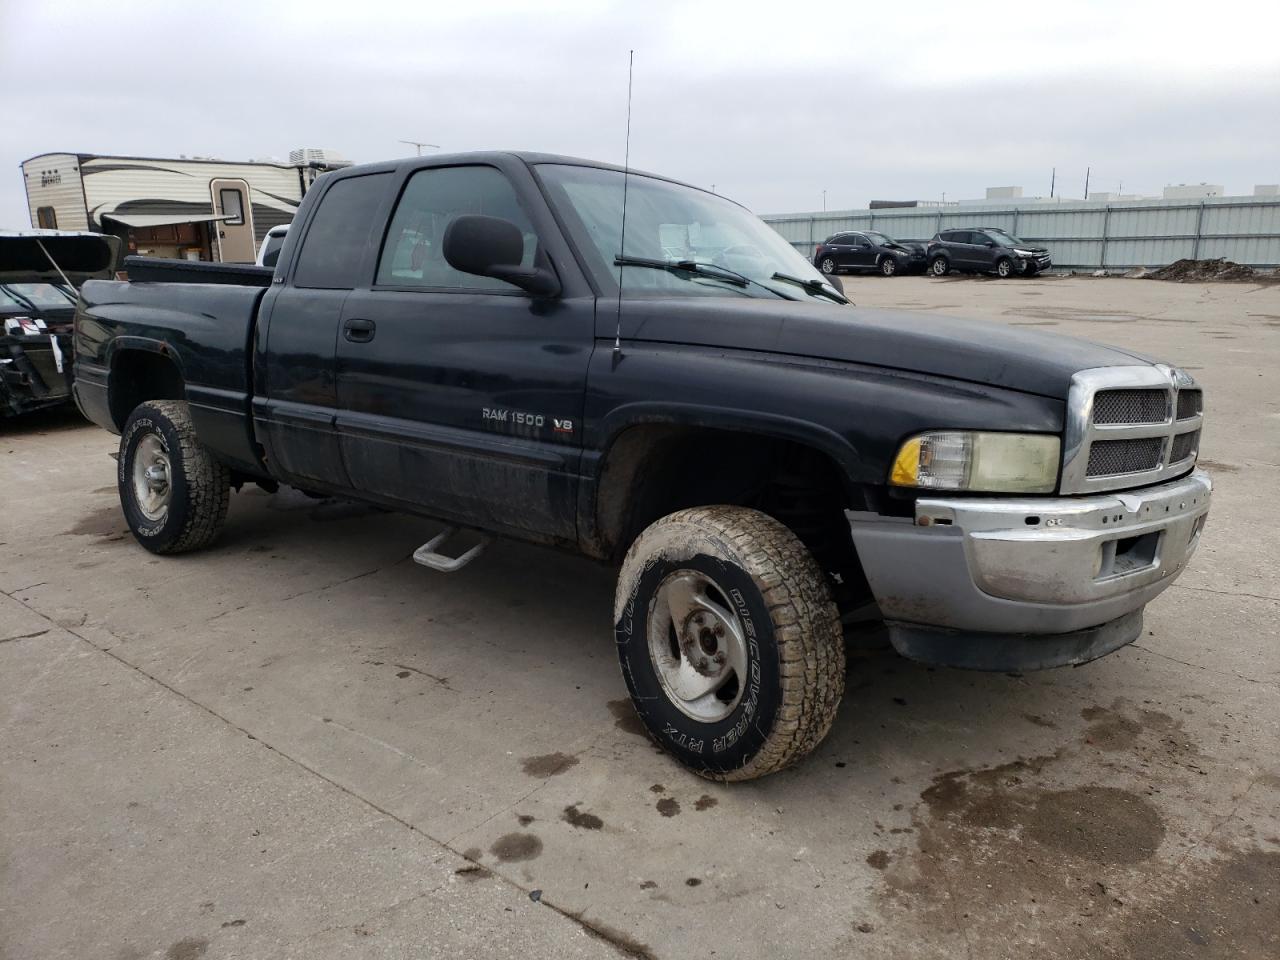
376, 166, 537, 291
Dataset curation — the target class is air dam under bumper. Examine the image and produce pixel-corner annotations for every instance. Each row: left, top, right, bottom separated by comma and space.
847, 469, 1211, 671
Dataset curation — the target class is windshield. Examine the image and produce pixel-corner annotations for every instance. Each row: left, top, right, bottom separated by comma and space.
985, 229, 1024, 248
0, 282, 75, 312
865, 232, 896, 246
537, 164, 841, 303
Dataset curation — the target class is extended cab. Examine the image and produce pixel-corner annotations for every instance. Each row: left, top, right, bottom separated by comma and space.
73, 152, 1211, 780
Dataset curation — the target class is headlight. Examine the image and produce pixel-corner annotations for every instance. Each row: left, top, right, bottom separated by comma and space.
1013, 248, 1035, 257
890, 431, 1060, 493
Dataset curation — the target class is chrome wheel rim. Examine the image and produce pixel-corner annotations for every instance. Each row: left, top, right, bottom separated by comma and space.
821, 258, 835, 274
647, 570, 748, 722
132, 432, 172, 522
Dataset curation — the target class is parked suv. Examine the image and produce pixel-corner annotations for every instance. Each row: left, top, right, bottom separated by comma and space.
814, 231, 926, 277
927, 228, 1052, 278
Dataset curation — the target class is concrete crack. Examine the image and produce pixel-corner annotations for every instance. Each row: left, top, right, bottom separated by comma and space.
204, 555, 409, 624
1171, 583, 1279, 604
1131, 643, 1275, 688
0, 628, 50, 644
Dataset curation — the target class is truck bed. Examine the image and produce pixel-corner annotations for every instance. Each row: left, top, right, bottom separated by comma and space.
74, 276, 268, 473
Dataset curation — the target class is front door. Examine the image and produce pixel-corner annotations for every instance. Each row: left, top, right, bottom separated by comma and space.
333, 164, 592, 542
210, 178, 256, 262
847, 234, 875, 269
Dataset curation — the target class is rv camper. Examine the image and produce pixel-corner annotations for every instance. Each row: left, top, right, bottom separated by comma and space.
20, 149, 349, 263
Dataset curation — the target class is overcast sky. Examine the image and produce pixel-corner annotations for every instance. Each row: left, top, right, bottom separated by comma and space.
2, 0, 1278, 228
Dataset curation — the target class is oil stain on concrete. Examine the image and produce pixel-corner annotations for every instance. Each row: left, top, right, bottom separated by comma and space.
520, 752, 579, 777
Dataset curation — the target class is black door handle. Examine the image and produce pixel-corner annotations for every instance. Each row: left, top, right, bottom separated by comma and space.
344, 318, 376, 343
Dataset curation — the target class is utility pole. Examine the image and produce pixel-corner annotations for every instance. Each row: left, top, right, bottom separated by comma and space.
1083, 166, 1091, 200
822, 189, 827, 212
1050, 167, 1056, 199
399, 139, 440, 156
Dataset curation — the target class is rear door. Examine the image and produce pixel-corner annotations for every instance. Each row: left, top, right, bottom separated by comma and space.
210, 178, 256, 263
333, 163, 592, 541
255, 171, 393, 490
847, 233, 875, 269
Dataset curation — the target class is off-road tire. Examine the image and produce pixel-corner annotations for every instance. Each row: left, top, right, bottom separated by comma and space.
929, 256, 950, 276
119, 400, 230, 554
613, 506, 845, 781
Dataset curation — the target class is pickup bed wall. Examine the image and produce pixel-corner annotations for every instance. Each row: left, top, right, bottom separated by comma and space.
75, 278, 267, 473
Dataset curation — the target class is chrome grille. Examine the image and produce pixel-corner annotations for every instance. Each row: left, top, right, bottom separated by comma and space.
1062, 365, 1205, 494
1176, 390, 1202, 420
1093, 389, 1170, 425
1086, 437, 1164, 477
1169, 430, 1199, 463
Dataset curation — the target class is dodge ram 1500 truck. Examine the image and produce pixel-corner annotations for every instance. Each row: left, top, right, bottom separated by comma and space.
73, 152, 1211, 781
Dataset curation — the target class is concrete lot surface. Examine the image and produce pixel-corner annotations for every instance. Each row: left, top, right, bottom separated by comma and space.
2, 276, 1278, 959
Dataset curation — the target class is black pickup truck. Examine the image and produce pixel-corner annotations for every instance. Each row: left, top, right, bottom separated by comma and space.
74, 152, 1211, 781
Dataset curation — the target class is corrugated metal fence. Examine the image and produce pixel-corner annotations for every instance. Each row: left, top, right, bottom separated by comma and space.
762, 196, 1280, 271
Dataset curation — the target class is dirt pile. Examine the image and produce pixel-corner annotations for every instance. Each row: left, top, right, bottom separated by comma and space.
1148, 258, 1256, 282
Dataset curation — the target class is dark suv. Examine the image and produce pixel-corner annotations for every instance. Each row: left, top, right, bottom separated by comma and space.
927, 228, 1052, 278
813, 231, 926, 277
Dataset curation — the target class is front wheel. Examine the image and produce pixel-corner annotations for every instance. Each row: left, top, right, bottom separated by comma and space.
929, 256, 950, 276
880, 256, 898, 277
119, 400, 230, 554
995, 257, 1014, 278
818, 256, 837, 275
613, 506, 845, 781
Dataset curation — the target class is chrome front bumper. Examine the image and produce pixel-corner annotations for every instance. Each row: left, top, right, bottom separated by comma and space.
847, 469, 1211, 669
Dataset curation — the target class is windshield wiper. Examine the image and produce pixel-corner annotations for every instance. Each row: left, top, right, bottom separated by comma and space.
0, 284, 38, 313
770, 272, 849, 305
614, 256, 797, 300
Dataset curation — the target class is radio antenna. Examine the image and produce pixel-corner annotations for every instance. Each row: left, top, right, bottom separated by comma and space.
613, 49, 634, 360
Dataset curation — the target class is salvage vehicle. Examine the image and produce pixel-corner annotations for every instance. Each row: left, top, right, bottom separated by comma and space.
927, 228, 1052, 277
2, 231, 119, 417
73, 152, 1210, 780
813, 231, 927, 277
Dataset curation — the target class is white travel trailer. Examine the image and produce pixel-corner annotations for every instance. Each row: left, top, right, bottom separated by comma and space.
20, 149, 349, 263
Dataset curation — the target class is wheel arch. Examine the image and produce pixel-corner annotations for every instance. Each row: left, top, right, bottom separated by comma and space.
107, 340, 187, 430
583, 405, 866, 563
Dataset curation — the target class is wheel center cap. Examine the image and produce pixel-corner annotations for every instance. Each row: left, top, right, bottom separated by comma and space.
144, 463, 169, 490
681, 612, 728, 677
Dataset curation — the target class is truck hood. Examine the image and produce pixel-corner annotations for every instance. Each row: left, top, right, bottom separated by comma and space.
619, 298, 1154, 399
0, 232, 122, 287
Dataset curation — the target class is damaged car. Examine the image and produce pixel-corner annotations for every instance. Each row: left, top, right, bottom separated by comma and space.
1, 231, 120, 417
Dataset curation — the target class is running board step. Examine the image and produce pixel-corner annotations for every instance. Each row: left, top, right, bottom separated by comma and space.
412, 528, 490, 572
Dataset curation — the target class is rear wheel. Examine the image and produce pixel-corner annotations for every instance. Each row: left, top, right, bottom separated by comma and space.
118, 400, 230, 554
614, 506, 845, 781
929, 256, 950, 276
995, 257, 1014, 278
819, 256, 837, 275
880, 257, 898, 277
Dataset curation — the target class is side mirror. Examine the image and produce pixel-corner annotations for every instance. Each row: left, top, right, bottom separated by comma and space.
442, 215, 560, 297
983, 240, 996, 247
